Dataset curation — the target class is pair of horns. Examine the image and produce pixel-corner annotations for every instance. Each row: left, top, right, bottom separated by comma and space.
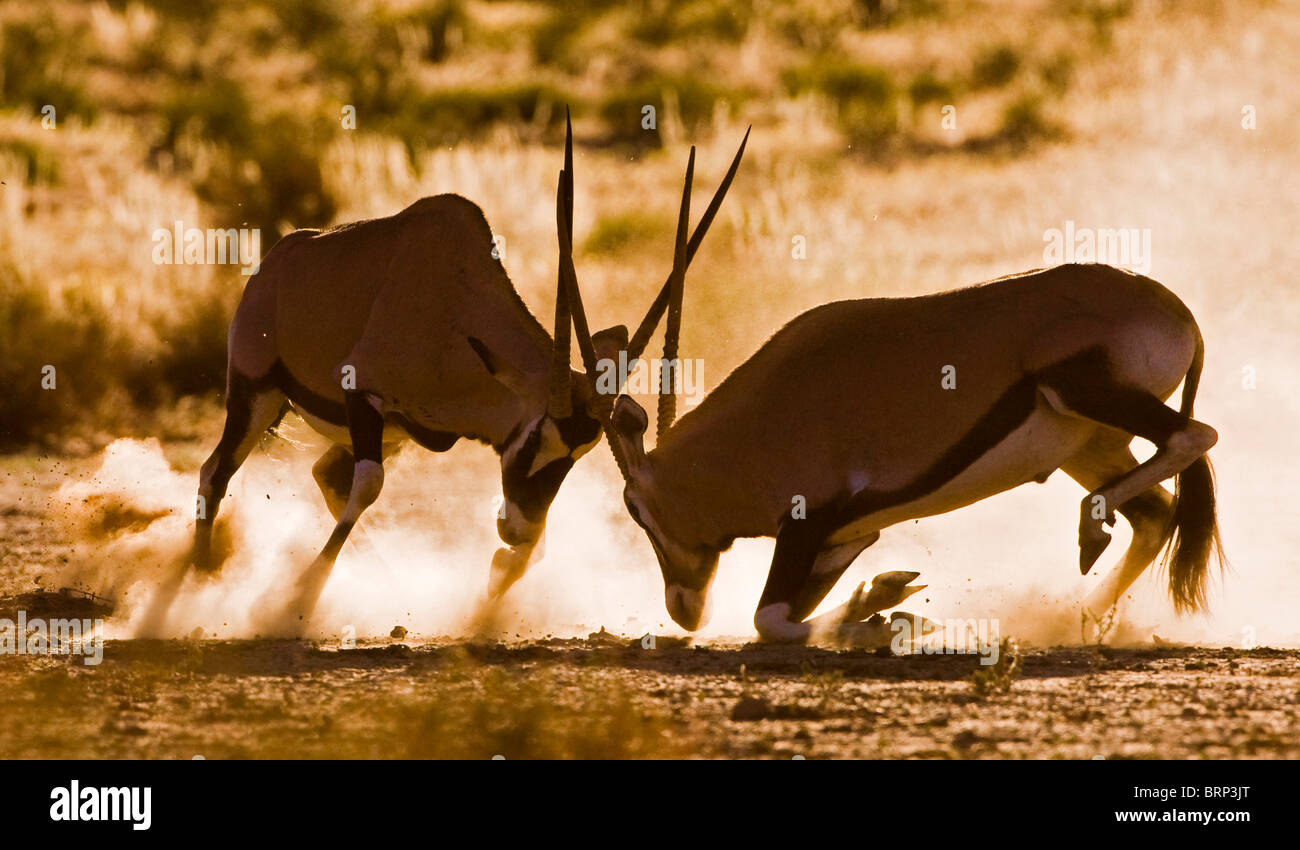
547, 108, 750, 447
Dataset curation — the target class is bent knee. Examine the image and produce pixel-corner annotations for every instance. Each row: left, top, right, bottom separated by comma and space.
1166, 421, 1217, 457
350, 460, 384, 508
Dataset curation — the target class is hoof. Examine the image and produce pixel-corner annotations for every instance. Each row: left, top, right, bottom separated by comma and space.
845, 571, 928, 621
1078, 527, 1112, 575
835, 615, 895, 649
888, 610, 942, 638
487, 546, 530, 599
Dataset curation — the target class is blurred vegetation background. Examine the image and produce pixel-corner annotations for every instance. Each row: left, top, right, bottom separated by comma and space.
0, 0, 1289, 451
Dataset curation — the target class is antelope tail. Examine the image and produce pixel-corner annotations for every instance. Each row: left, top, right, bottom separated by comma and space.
1165, 329, 1225, 614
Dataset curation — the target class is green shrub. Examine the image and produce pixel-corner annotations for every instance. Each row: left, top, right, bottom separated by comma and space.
786, 59, 898, 148
0, 137, 59, 185
908, 71, 955, 106
599, 75, 747, 143
971, 44, 1022, 89
583, 212, 668, 255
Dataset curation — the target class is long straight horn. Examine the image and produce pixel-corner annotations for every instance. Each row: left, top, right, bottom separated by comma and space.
548, 109, 576, 419
554, 169, 633, 480
627, 126, 750, 363
555, 174, 598, 376
657, 147, 694, 440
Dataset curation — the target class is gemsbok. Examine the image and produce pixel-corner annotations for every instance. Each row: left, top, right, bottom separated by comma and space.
559, 252, 1224, 643
177, 116, 748, 630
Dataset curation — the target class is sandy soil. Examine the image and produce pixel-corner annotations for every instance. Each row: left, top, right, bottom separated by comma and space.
2, 635, 1298, 759
3, 451, 1297, 760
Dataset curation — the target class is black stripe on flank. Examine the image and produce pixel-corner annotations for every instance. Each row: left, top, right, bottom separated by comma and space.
839, 376, 1040, 523
756, 376, 1039, 612
391, 414, 459, 453
755, 346, 1185, 613
269, 359, 348, 425
269, 359, 461, 453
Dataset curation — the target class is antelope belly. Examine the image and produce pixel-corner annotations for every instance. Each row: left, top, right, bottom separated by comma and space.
825, 405, 1095, 546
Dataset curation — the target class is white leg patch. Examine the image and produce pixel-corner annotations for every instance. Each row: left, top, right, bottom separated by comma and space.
754, 603, 812, 643
339, 459, 384, 525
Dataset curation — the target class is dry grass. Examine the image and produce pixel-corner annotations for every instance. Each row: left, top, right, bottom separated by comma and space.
2, 0, 1297, 468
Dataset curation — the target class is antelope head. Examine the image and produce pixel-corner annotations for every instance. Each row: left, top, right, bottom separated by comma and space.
494, 114, 628, 548
560, 127, 750, 630
609, 393, 721, 631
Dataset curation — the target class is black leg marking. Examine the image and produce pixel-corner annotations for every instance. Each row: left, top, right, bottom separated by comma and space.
1117, 488, 1174, 530
1035, 346, 1186, 444
757, 501, 845, 612
756, 380, 1038, 620
312, 445, 354, 520
345, 391, 384, 462
787, 532, 880, 622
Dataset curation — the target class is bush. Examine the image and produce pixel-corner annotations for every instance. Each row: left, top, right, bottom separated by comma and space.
785, 59, 898, 148
971, 44, 1022, 89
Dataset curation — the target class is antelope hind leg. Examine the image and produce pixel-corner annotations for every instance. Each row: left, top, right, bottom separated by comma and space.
1062, 433, 1175, 623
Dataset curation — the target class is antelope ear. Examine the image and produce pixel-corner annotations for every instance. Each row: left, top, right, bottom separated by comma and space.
610, 395, 649, 465
591, 324, 629, 364
468, 336, 532, 397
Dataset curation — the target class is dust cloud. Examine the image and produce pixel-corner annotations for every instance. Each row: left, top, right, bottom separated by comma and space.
47, 125, 1300, 650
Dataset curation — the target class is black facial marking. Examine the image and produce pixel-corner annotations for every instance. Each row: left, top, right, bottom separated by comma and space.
504, 457, 574, 522
555, 407, 601, 450
467, 337, 497, 374
501, 424, 574, 522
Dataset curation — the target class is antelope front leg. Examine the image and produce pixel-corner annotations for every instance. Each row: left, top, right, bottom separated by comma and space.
753, 521, 887, 644
277, 392, 386, 633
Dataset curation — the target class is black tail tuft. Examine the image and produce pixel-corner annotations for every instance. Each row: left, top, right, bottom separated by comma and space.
1164, 327, 1222, 614
1164, 454, 1225, 614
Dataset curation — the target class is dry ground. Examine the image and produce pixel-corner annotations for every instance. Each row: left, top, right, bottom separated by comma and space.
3, 1, 1300, 760
3, 451, 1298, 760
3, 634, 1298, 760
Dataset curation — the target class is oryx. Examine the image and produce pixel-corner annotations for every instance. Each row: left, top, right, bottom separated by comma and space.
181, 116, 747, 630
560, 255, 1224, 643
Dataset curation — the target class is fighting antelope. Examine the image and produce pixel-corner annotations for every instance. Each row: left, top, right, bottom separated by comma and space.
561, 254, 1224, 642
179, 117, 747, 629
